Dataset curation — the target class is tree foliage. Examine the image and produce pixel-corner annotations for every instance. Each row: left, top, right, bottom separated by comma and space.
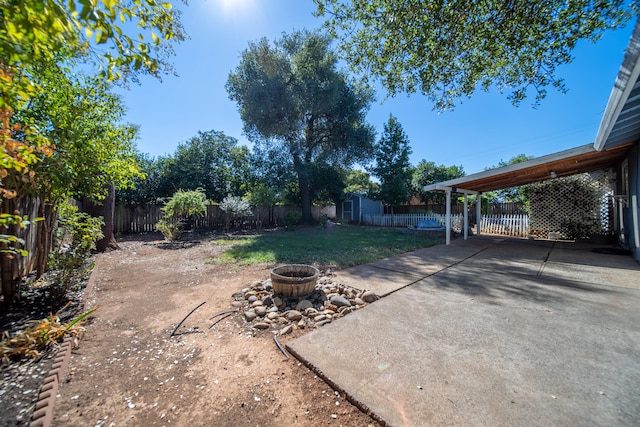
344, 169, 379, 197
155, 130, 251, 202
314, 0, 632, 110
412, 160, 465, 204
371, 115, 413, 210
226, 30, 376, 223
156, 188, 207, 241
0, 0, 185, 308
487, 153, 535, 204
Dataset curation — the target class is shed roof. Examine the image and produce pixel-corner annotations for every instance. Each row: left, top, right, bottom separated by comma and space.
424, 19, 640, 194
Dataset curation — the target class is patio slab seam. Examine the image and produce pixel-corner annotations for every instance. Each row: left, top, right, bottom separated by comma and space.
380, 245, 490, 297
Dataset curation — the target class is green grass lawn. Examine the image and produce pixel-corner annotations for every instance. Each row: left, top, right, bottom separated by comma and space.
209, 225, 442, 267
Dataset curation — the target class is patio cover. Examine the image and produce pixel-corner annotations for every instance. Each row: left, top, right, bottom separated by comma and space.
422, 142, 633, 195
422, 142, 633, 244
424, 18, 640, 245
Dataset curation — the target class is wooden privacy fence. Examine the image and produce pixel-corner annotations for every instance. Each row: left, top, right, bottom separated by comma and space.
480, 214, 529, 237
114, 204, 335, 234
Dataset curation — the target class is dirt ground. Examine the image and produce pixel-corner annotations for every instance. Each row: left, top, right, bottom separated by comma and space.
51, 233, 380, 426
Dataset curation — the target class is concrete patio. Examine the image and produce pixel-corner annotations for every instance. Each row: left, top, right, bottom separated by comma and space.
287, 236, 640, 426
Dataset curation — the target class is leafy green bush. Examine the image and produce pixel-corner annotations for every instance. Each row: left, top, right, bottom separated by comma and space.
49, 200, 104, 299
155, 219, 181, 241
284, 210, 302, 228
157, 189, 208, 240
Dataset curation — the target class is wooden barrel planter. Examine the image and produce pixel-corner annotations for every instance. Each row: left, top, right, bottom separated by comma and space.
270, 264, 319, 298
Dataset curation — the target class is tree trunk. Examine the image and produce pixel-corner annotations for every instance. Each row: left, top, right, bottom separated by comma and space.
0, 197, 20, 312
299, 180, 313, 225
82, 183, 119, 252
35, 199, 55, 278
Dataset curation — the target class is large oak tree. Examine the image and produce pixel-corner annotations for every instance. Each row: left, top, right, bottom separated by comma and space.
226, 30, 376, 223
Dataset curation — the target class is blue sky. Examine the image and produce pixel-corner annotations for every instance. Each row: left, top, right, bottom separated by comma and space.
115, 0, 636, 175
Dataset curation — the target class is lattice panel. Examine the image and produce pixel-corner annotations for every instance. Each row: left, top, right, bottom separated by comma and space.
526, 171, 615, 239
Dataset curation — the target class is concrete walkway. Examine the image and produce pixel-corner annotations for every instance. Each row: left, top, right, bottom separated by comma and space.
287, 237, 640, 426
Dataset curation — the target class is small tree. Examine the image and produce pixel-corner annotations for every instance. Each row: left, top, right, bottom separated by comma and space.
220, 195, 253, 231
156, 189, 207, 241
371, 115, 413, 215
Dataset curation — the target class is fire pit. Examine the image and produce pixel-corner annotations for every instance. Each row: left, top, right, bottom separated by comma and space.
270, 264, 319, 298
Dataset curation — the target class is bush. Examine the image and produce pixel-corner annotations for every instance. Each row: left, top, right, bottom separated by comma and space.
49, 200, 104, 300
155, 219, 181, 241
157, 189, 208, 240
220, 195, 252, 230
284, 210, 302, 228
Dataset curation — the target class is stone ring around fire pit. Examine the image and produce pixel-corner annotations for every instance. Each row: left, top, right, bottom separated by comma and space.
270, 264, 319, 298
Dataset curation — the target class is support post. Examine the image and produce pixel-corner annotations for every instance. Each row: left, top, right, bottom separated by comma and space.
632, 195, 639, 250
463, 193, 468, 240
445, 190, 451, 245
476, 192, 482, 236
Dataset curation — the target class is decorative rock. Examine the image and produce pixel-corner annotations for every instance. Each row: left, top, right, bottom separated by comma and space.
244, 311, 257, 322
315, 319, 331, 328
267, 312, 280, 320
285, 310, 303, 321
253, 322, 270, 330
255, 306, 267, 317
297, 319, 305, 329
353, 297, 365, 306
267, 306, 279, 313
247, 295, 258, 303
338, 306, 355, 315
251, 300, 264, 307
314, 314, 328, 322
273, 296, 284, 308
304, 308, 319, 316
231, 301, 245, 308
262, 295, 273, 307
279, 325, 294, 336
250, 280, 263, 289
232, 292, 244, 299
362, 291, 378, 303
330, 295, 351, 308
295, 300, 313, 311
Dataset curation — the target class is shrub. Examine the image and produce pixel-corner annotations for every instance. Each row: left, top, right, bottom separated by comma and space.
284, 210, 302, 228
49, 200, 104, 300
157, 189, 208, 240
220, 195, 253, 230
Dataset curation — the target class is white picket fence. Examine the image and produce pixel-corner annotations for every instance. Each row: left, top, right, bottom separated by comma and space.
362, 212, 530, 238
361, 213, 462, 229
480, 214, 529, 237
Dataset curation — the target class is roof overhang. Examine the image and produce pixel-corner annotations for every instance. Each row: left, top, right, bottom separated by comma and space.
595, 18, 640, 151
423, 142, 633, 194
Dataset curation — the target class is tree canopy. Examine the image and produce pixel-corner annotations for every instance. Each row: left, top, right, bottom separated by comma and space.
156, 130, 251, 202
226, 30, 376, 223
412, 161, 465, 203
314, 0, 632, 110
371, 115, 413, 210
487, 154, 535, 204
